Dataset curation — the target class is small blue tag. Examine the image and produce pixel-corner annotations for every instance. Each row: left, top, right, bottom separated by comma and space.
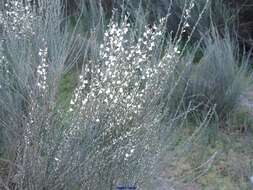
116, 186, 137, 190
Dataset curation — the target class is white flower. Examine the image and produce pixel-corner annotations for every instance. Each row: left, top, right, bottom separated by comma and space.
119, 88, 123, 93
113, 98, 118, 104
174, 47, 181, 54
106, 88, 111, 94
70, 100, 75, 105
185, 22, 190, 28
82, 99, 88, 105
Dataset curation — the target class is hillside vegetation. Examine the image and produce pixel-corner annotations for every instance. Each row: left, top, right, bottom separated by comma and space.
0, 0, 253, 189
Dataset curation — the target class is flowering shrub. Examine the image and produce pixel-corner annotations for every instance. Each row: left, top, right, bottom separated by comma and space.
186, 31, 252, 120
54, 15, 188, 188
0, 0, 36, 38
0, 1, 220, 190
70, 16, 171, 121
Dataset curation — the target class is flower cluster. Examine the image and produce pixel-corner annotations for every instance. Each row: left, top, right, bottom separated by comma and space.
0, 40, 10, 88
69, 16, 176, 135
0, 40, 6, 70
181, 1, 195, 34
185, 1, 195, 20
0, 0, 35, 38
0, 41, 5, 89
71, 18, 159, 116
36, 40, 49, 92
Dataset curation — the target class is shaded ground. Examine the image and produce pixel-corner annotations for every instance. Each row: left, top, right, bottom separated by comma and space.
155, 91, 253, 190
158, 130, 253, 190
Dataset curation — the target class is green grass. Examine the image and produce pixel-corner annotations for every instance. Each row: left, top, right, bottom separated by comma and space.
58, 70, 78, 109
162, 121, 253, 190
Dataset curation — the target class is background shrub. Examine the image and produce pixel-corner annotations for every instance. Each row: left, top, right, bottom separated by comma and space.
185, 30, 252, 122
